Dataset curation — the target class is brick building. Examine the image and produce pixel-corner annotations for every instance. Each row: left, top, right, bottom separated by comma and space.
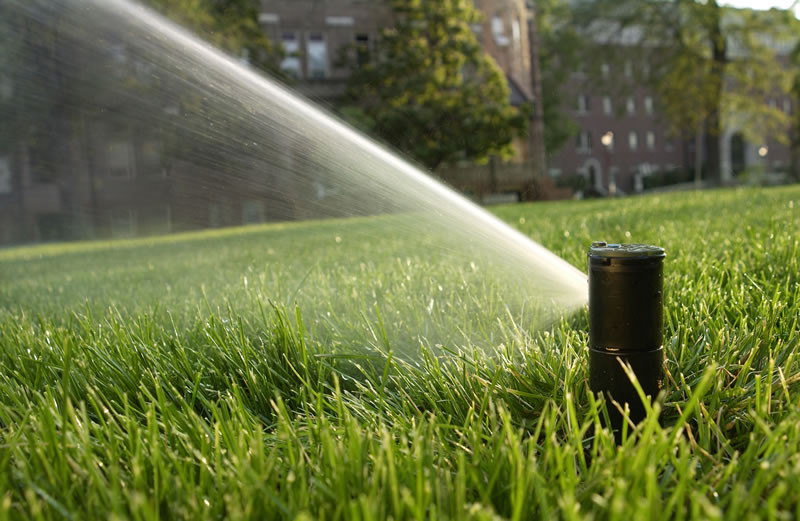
0, 0, 538, 245
257, 0, 536, 123
547, 64, 692, 195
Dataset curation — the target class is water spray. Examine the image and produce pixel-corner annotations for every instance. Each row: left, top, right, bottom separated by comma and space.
588, 242, 665, 436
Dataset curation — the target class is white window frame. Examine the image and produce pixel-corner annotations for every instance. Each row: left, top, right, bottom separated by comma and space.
307, 32, 329, 80
626, 97, 636, 115
646, 131, 656, 150
492, 13, 509, 46
280, 32, 302, 79
644, 96, 654, 115
577, 131, 593, 153
628, 131, 638, 151
258, 13, 279, 24
577, 94, 590, 114
511, 18, 522, 50
602, 97, 612, 115
325, 16, 354, 27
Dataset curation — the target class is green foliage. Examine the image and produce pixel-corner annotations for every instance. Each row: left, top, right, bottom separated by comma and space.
535, 0, 581, 155
342, 0, 528, 171
143, 0, 281, 73
1, 186, 800, 518
790, 41, 800, 180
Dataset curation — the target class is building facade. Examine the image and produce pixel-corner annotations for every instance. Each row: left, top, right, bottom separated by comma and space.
547, 64, 692, 195
547, 9, 796, 195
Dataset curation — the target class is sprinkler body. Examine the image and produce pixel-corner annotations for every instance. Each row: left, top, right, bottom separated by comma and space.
588, 242, 665, 435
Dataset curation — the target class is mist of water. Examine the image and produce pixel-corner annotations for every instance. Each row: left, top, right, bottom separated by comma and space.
0, 0, 587, 354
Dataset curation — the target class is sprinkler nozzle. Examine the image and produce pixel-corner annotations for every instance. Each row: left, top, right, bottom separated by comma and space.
588, 242, 665, 438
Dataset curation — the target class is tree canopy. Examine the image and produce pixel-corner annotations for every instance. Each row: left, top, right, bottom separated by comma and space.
342, 0, 528, 171
533, 0, 582, 156
143, 0, 281, 73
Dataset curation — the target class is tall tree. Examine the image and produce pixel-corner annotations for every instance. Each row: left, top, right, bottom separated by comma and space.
572, 0, 794, 184
143, 0, 281, 73
341, 0, 528, 171
533, 0, 581, 156
790, 26, 800, 182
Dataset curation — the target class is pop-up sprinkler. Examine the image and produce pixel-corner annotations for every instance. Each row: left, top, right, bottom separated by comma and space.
588, 242, 665, 436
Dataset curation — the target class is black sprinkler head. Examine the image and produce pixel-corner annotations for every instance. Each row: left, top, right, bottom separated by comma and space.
588, 241, 666, 437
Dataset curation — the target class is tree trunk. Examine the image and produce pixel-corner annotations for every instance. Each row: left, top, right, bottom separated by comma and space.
705, 0, 726, 185
527, 8, 547, 178
489, 155, 498, 194
694, 124, 703, 187
791, 114, 800, 181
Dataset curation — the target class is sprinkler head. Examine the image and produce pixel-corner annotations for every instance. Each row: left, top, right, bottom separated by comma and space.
588, 241, 665, 438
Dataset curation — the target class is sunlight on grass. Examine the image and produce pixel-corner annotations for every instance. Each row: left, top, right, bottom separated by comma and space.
0, 185, 799, 519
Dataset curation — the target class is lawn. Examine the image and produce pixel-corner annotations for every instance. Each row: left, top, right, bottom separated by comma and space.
0, 185, 799, 520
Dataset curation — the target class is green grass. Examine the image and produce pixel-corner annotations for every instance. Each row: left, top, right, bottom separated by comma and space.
1, 185, 799, 520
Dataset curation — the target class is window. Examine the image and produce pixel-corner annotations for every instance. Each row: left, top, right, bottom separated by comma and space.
576, 131, 593, 153
577, 94, 590, 114
107, 142, 134, 178
601, 63, 610, 79
646, 131, 656, 150
628, 132, 638, 151
626, 97, 636, 115
665, 139, 675, 152
325, 16, 354, 27
242, 201, 264, 224
355, 34, 370, 66
511, 18, 521, 50
644, 96, 654, 115
280, 33, 301, 79
492, 14, 509, 46
0, 157, 10, 194
258, 13, 279, 24
307, 33, 328, 79
624, 60, 632, 78
603, 97, 612, 115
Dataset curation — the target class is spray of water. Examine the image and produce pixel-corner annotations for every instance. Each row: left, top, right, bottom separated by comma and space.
0, 0, 587, 354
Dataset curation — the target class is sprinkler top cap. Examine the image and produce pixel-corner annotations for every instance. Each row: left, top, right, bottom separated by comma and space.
589, 242, 665, 258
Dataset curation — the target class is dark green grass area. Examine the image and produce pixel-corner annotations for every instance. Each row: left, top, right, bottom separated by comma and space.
1, 186, 799, 520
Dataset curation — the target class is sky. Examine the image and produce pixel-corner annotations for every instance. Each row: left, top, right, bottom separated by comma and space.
722, 0, 800, 15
